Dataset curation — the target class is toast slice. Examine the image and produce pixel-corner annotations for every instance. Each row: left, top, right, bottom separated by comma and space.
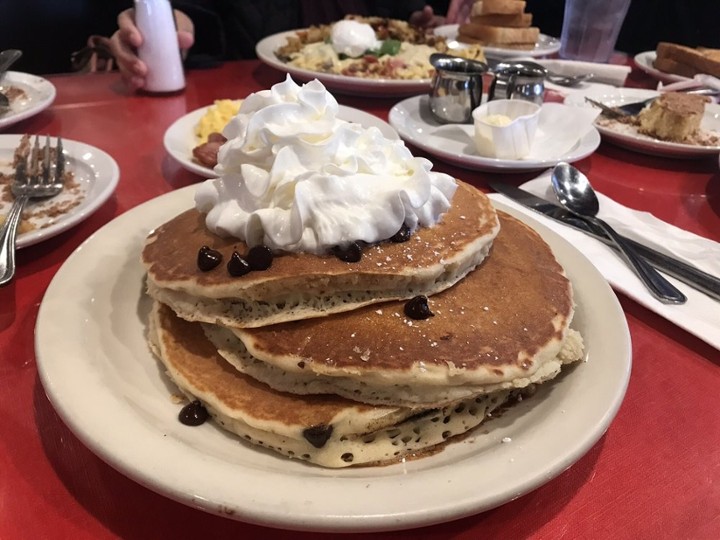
476, 0, 527, 15
654, 42, 720, 78
470, 13, 533, 28
458, 23, 539, 45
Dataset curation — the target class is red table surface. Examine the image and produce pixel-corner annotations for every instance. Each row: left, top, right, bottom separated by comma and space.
0, 61, 718, 540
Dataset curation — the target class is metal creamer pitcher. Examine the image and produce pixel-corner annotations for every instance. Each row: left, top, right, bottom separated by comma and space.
429, 53, 489, 124
488, 61, 547, 105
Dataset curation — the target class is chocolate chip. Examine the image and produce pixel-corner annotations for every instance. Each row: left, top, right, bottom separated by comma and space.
331, 242, 362, 262
302, 424, 334, 448
179, 400, 209, 426
197, 245, 222, 271
404, 295, 434, 320
247, 245, 273, 270
390, 224, 411, 243
227, 251, 251, 276
341, 452, 354, 463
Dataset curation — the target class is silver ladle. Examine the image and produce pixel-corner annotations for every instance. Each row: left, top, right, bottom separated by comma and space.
550, 162, 687, 304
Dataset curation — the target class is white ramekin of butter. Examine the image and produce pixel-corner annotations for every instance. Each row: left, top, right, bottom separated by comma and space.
472, 99, 541, 159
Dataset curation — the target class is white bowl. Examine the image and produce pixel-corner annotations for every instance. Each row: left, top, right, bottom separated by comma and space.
472, 99, 541, 159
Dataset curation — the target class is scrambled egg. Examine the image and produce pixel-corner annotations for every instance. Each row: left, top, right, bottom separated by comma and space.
195, 99, 241, 144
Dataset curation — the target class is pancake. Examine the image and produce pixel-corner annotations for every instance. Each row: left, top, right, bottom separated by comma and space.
142, 181, 499, 328
148, 301, 515, 468
205, 212, 584, 407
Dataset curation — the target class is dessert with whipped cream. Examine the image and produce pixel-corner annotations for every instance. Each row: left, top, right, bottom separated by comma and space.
143, 76, 584, 467
274, 16, 485, 80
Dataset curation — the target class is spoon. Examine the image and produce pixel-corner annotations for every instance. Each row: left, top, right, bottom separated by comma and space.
0, 49, 22, 108
550, 162, 687, 304
546, 72, 594, 87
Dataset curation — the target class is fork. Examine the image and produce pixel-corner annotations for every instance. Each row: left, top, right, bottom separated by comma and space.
0, 135, 65, 286
584, 96, 656, 118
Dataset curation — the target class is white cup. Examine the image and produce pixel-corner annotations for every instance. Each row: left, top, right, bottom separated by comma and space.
472, 99, 541, 160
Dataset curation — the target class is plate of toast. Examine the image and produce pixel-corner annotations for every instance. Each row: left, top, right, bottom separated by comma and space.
438, 0, 561, 59
635, 42, 720, 83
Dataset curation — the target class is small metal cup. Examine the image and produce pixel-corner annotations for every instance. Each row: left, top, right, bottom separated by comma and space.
488, 61, 547, 105
429, 53, 488, 124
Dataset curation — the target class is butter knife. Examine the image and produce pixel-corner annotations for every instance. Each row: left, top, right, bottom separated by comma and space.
488, 181, 720, 302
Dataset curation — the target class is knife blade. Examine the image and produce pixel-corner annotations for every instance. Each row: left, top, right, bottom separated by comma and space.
488, 181, 720, 302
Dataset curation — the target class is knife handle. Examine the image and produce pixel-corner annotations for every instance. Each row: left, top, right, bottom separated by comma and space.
624, 237, 720, 302
559, 213, 720, 302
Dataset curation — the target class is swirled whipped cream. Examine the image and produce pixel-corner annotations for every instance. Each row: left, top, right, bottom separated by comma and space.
194, 75, 457, 254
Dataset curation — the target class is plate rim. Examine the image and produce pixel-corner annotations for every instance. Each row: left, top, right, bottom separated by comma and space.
434, 24, 561, 59
633, 50, 689, 83
35, 185, 631, 532
0, 134, 120, 248
0, 71, 56, 130
564, 87, 720, 157
388, 95, 601, 172
163, 103, 401, 177
255, 30, 434, 97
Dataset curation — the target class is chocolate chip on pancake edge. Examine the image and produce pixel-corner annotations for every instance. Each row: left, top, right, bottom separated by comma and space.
390, 224, 412, 243
227, 251, 251, 277
303, 424, 334, 448
247, 245, 274, 270
330, 241, 362, 262
404, 295, 434, 320
197, 245, 223, 271
179, 400, 209, 426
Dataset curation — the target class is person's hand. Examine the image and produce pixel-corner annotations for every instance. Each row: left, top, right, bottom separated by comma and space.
409, 6, 446, 29
109, 8, 194, 90
445, 0, 475, 24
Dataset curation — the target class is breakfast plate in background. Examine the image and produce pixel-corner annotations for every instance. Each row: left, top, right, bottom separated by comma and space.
388, 95, 601, 172
35, 185, 631, 531
434, 24, 561, 60
256, 30, 435, 97
164, 103, 401, 177
564, 87, 720, 158
0, 134, 119, 248
0, 71, 56, 130
633, 51, 690, 84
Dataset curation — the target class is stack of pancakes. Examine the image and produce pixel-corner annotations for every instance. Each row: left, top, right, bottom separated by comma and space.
143, 180, 584, 468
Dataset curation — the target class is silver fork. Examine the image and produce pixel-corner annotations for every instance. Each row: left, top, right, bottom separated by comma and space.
0, 135, 65, 286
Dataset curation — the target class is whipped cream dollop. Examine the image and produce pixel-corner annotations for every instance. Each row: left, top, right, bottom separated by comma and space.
194, 76, 457, 254
330, 20, 380, 57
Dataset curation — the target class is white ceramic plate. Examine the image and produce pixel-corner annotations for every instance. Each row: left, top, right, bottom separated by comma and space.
389, 96, 600, 172
634, 51, 689, 83
35, 186, 631, 532
164, 103, 400, 177
564, 88, 720, 158
0, 71, 56, 130
0, 134, 119, 248
434, 24, 561, 60
256, 30, 433, 97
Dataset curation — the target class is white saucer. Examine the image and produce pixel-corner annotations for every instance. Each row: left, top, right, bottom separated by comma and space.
435, 24, 561, 59
634, 51, 689, 84
164, 104, 400, 177
564, 87, 720, 158
388, 96, 600, 172
35, 185, 631, 531
0, 134, 120, 248
0, 71, 56, 130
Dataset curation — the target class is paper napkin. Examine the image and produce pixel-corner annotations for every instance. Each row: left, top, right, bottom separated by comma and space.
489, 170, 720, 350
536, 59, 632, 87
